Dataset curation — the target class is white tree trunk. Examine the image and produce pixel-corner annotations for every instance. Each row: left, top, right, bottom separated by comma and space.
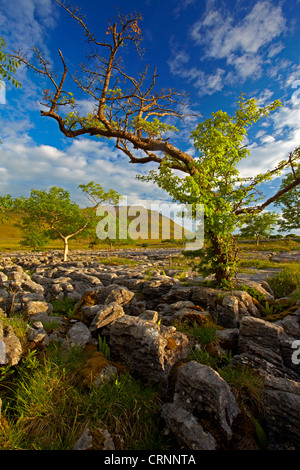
63, 237, 69, 261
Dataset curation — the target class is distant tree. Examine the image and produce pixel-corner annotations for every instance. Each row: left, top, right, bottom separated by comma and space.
19, 222, 50, 251
15, 182, 122, 261
274, 158, 300, 233
0, 195, 13, 223
239, 211, 280, 246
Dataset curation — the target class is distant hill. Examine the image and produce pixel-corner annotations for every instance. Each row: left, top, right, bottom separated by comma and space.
0, 207, 192, 251
112, 205, 192, 240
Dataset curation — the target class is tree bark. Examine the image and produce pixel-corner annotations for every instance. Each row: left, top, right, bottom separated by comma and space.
63, 237, 69, 262
209, 232, 238, 285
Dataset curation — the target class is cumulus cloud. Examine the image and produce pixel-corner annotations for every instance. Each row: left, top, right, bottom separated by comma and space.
0, 127, 171, 207
169, 1, 287, 95
0, 0, 59, 50
238, 98, 300, 180
190, 1, 286, 59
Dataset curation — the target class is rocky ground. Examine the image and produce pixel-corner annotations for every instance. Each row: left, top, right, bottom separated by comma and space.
0, 248, 300, 451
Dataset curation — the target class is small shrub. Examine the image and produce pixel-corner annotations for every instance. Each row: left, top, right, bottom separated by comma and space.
50, 297, 77, 317
218, 365, 264, 415
237, 284, 266, 303
268, 263, 300, 298
175, 319, 218, 347
98, 335, 110, 360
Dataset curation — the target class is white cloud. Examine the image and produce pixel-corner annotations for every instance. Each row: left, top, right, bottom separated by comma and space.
268, 42, 285, 58
168, 45, 226, 96
0, 0, 59, 51
191, 2, 286, 59
238, 99, 300, 180
252, 89, 274, 106
173, 0, 196, 16
170, 1, 287, 95
0, 129, 172, 207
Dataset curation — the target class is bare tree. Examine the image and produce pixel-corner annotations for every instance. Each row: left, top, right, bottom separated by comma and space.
13, 2, 196, 168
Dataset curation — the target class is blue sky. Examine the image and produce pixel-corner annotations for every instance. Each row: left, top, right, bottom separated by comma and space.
0, 0, 299, 233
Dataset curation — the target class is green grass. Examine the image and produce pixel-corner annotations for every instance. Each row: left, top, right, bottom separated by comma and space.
218, 365, 264, 415
50, 297, 77, 317
268, 263, 300, 298
238, 239, 300, 252
237, 258, 290, 270
0, 342, 168, 450
98, 256, 139, 266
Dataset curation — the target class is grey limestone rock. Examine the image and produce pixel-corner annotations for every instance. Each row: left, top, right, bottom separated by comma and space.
234, 315, 299, 380
0, 322, 22, 366
25, 300, 53, 320
104, 286, 135, 306
67, 321, 92, 348
161, 402, 217, 450
172, 361, 240, 439
263, 374, 300, 449
89, 302, 125, 332
107, 314, 190, 384
27, 321, 49, 346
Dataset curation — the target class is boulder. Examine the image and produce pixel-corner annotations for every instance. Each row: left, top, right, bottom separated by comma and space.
67, 322, 92, 348
73, 427, 123, 450
0, 322, 22, 366
263, 374, 300, 449
25, 300, 53, 320
107, 314, 190, 384
161, 403, 217, 450
191, 287, 260, 328
234, 279, 274, 300
233, 316, 299, 380
93, 364, 118, 387
89, 302, 125, 332
104, 286, 135, 306
27, 321, 49, 347
171, 361, 240, 440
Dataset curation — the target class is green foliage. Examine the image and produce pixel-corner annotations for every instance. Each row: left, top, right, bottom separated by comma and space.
181, 320, 218, 346
0, 195, 13, 222
275, 156, 300, 232
87, 371, 165, 450
19, 222, 50, 250
98, 335, 110, 360
13, 182, 122, 261
190, 348, 220, 368
131, 117, 179, 139
218, 365, 264, 414
0, 37, 22, 88
50, 297, 76, 317
237, 284, 266, 303
1, 350, 82, 450
139, 94, 284, 284
0, 344, 166, 450
268, 263, 300, 298
253, 418, 268, 450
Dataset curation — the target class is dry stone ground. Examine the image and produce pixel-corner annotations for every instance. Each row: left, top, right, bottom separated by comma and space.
0, 248, 299, 450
